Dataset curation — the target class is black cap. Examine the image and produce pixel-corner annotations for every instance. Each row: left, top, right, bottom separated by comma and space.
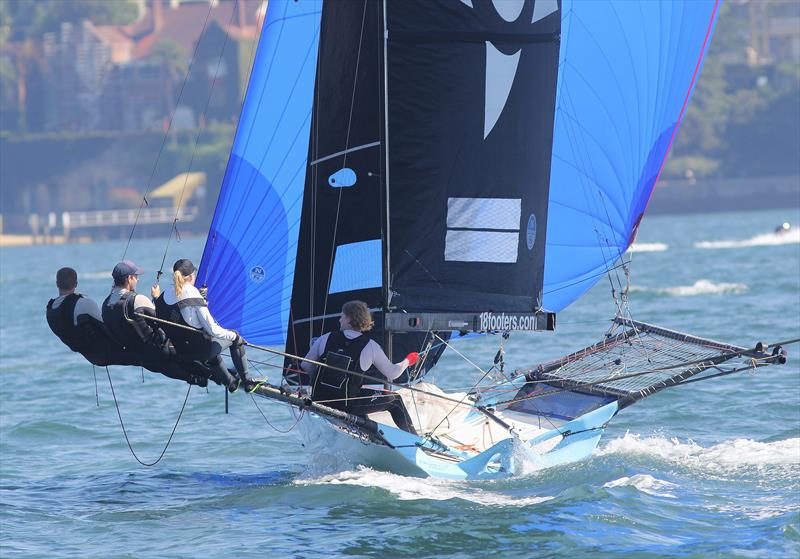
173, 258, 197, 277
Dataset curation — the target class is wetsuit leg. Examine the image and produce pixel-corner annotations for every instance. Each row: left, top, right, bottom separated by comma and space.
347, 388, 417, 435
209, 341, 245, 385
229, 340, 249, 380
205, 353, 237, 388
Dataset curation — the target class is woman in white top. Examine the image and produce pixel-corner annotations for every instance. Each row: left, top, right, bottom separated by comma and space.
155, 259, 250, 390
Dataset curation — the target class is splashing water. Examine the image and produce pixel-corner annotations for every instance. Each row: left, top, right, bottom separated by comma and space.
295, 467, 553, 506
603, 474, 679, 498
598, 433, 800, 474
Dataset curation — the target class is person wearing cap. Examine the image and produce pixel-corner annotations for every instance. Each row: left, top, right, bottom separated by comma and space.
102, 260, 212, 388
154, 259, 250, 390
46, 267, 139, 367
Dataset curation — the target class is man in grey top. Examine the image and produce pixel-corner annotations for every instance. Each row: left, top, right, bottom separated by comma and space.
46, 267, 139, 367
101, 260, 213, 387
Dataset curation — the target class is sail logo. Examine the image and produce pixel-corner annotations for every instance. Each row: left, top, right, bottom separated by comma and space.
250, 266, 265, 283
444, 197, 522, 263
460, 0, 560, 138
479, 311, 539, 331
526, 213, 537, 250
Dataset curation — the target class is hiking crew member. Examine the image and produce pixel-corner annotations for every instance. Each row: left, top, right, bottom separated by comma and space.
155, 258, 249, 391
101, 260, 211, 387
46, 267, 139, 367
301, 301, 420, 435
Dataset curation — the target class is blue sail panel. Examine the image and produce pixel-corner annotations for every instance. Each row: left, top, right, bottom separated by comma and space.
197, 0, 322, 345
543, 0, 719, 312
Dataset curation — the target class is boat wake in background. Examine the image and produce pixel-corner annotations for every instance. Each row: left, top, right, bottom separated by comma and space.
629, 279, 747, 296
695, 228, 800, 249
628, 242, 669, 253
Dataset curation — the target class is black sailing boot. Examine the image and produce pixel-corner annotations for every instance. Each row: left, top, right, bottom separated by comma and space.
208, 362, 238, 392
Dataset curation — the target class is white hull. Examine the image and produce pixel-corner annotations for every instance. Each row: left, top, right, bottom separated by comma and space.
281, 382, 619, 480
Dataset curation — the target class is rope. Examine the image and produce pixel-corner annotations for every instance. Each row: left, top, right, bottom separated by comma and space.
250, 394, 304, 434
92, 365, 99, 407
156, 0, 241, 282
104, 367, 191, 467
134, 311, 789, 413
122, 1, 215, 260
319, 0, 370, 326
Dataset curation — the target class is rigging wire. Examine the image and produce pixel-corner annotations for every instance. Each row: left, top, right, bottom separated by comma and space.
91, 365, 99, 407
104, 367, 191, 467
122, 1, 215, 261
135, 311, 791, 414
319, 0, 370, 329
156, 1, 241, 282
200, 1, 266, 286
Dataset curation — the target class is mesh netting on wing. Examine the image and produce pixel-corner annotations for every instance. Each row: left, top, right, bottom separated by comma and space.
499, 318, 781, 419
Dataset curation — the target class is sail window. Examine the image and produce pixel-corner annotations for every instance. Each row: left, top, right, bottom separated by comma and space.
444, 197, 521, 263
445, 230, 519, 263
328, 239, 382, 294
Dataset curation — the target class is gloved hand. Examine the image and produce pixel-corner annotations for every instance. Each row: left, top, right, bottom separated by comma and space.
234, 331, 246, 346
405, 352, 419, 366
199, 285, 208, 300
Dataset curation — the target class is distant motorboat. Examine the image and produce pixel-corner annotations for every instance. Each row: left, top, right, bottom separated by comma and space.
774, 222, 792, 235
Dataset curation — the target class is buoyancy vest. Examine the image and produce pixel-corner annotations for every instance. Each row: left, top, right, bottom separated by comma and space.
46, 294, 107, 355
102, 290, 175, 359
154, 293, 214, 360
311, 331, 372, 411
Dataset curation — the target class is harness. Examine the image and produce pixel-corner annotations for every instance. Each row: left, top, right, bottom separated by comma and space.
46, 293, 105, 354
154, 293, 214, 360
103, 290, 174, 359
311, 331, 372, 411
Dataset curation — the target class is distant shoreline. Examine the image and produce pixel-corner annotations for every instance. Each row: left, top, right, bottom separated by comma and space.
649, 174, 799, 215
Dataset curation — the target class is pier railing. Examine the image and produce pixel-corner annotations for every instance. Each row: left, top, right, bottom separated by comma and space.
62, 206, 198, 230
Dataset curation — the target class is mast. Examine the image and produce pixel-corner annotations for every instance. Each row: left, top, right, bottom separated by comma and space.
381, 0, 392, 358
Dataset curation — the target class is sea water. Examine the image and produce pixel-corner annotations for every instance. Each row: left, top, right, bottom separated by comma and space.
1, 208, 798, 558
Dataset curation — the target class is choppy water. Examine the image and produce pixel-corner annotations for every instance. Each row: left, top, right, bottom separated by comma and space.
1, 208, 799, 558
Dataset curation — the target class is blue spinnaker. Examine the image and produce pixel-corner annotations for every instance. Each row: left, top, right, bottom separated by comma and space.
543, 0, 720, 312
197, 0, 322, 345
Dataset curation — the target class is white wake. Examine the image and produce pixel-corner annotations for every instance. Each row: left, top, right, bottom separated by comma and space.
598, 433, 800, 473
603, 474, 679, 498
629, 279, 748, 296
695, 229, 800, 249
628, 242, 668, 253
296, 467, 553, 506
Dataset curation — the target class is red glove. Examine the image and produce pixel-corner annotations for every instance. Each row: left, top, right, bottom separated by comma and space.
405, 352, 419, 366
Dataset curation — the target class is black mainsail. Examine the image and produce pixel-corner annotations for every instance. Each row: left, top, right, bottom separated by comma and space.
280, 0, 561, 382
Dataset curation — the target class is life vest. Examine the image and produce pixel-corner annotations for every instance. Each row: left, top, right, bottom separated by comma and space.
102, 290, 174, 359
154, 293, 214, 360
311, 331, 371, 411
46, 294, 107, 356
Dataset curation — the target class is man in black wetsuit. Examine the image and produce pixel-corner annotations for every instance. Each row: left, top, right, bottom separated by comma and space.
46, 267, 139, 367
101, 260, 214, 388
